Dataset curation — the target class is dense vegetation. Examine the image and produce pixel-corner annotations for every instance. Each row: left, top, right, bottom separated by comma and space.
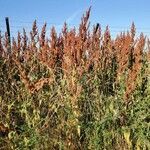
0, 8, 150, 149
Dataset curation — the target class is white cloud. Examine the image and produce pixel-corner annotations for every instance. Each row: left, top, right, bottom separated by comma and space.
66, 10, 81, 24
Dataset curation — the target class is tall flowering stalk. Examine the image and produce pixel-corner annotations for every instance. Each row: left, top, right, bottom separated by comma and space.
124, 33, 145, 101
0, 7, 149, 97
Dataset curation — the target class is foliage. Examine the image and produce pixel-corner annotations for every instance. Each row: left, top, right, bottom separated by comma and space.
0, 8, 150, 149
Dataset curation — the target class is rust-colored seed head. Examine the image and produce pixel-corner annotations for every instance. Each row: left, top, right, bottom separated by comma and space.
0, 7, 148, 97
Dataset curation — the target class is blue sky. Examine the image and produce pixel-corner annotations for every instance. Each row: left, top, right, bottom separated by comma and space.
0, 0, 150, 37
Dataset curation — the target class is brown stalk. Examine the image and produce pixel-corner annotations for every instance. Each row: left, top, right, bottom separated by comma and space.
0, 31, 4, 57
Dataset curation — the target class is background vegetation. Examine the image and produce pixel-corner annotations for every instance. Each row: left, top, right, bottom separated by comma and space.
0, 8, 150, 149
